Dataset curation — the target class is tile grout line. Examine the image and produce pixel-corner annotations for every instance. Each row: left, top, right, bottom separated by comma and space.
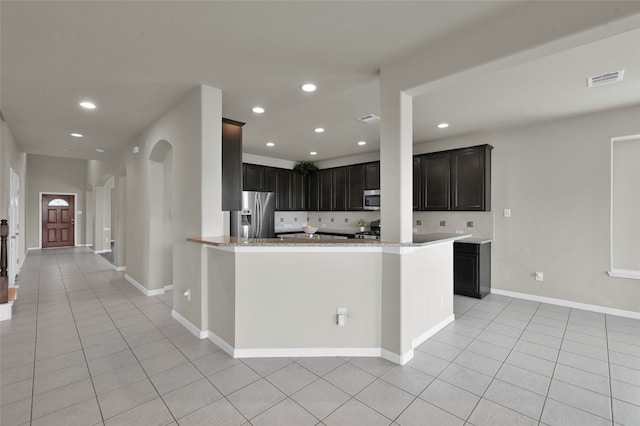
28, 251, 42, 425
69, 251, 179, 425
605, 314, 615, 425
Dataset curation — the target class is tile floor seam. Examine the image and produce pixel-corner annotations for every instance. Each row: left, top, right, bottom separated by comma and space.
27, 251, 42, 425
471, 298, 545, 424
605, 314, 615, 425
64, 252, 177, 424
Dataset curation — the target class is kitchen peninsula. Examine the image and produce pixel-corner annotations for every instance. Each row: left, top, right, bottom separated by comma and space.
184, 233, 469, 365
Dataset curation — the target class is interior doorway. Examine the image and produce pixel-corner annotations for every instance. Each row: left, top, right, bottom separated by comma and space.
9, 168, 20, 286
41, 194, 75, 248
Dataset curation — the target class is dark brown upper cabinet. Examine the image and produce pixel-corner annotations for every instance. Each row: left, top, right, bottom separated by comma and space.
415, 144, 492, 212
413, 156, 421, 211
307, 171, 320, 211
276, 169, 292, 211
450, 145, 492, 211
364, 162, 380, 190
264, 167, 277, 193
422, 151, 451, 211
242, 163, 264, 192
222, 118, 244, 211
291, 172, 306, 211
347, 164, 365, 210
332, 167, 347, 211
319, 169, 333, 211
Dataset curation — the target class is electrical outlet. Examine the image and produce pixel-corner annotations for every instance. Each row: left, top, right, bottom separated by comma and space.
535, 272, 544, 282
344, 218, 348, 223
318, 218, 322, 222
467, 221, 474, 227
280, 218, 284, 222
440, 220, 446, 226
331, 218, 334, 222
416, 220, 422, 226
104, 237, 109, 243
294, 217, 298, 222
337, 308, 348, 326
504, 208, 511, 217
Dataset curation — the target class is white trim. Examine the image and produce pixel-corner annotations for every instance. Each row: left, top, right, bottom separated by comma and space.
93, 249, 111, 254
233, 346, 382, 359
75, 244, 91, 247
608, 269, 640, 280
125, 273, 166, 296
206, 244, 382, 254
491, 289, 640, 320
381, 348, 414, 365
27, 247, 40, 251
164, 285, 173, 292
39, 192, 78, 248
172, 309, 207, 339
207, 330, 235, 357
0, 301, 14, 321
610, 135, 640, 276
411, 314, 456, 350
114, 266, 126, 272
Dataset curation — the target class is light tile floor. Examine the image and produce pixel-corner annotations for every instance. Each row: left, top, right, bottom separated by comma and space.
1, 247, 639, 425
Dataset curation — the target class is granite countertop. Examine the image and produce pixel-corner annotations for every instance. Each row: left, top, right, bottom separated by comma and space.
456, 236, 492, 244
187, 235, 396, 247
188, 232, 477, 248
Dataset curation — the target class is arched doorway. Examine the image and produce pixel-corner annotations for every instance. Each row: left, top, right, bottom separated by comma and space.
149, 140, 174, 291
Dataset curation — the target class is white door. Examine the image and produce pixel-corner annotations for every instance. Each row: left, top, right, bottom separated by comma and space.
9, 168, 20, 286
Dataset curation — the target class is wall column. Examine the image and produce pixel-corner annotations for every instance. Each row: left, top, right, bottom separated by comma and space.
93, 186, 105, 252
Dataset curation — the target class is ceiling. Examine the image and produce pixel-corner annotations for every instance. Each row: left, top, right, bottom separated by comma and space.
1, 1, 639, 163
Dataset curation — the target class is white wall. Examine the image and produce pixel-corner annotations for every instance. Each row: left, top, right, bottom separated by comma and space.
0, 120, 27, 270
415, 105, 640, 313
25, 154, 87, 248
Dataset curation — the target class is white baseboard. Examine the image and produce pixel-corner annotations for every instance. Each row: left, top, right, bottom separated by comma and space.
164, 285, 173, 292
171, 309, 207, 339
491, 289, 640, 320
381, 348, 414, 365
0, 301, 14, 321
411, 315, 456, 350
125, 274, 166, 297
233, 346, 382, 359
75, 244, 91, 247
608, 269, 640, 280
27, 247, 40, 251
207, 330, 236, 357
93, 249, 111, 254
114, 265, 126, 272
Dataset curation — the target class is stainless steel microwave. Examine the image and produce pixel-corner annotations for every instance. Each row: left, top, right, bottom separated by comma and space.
363, 189, 380, 210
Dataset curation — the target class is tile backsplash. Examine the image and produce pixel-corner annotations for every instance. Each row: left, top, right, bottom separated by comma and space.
275, 210, 493, 238
413, 211, 493, 238
275, 211, 381, 232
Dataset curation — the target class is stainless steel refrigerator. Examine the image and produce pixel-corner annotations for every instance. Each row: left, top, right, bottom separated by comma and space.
230, 191, 276, 238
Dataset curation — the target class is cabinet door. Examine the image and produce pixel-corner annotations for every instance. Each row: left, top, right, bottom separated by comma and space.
264, 167, 278, 193
291, 172, 305, 211
307, 171, 319, 211
364, 162, 380, 190
276, 170, 292, 211
451, 146, 489, 211
243, 164, 264, 191
222, 120, 243, 211
421, 152, 451, 210
332, 168, 347, 211
454, 251, 480, 298
319, 170, 333, 211
413, 156, 421, 210
347, 164, 365, 210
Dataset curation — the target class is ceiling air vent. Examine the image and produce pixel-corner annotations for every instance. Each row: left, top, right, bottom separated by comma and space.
587, 69, 624, 87
357, 114, 381, 124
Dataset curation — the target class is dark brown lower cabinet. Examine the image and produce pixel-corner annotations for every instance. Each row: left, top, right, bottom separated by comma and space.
454, 242, 491, 299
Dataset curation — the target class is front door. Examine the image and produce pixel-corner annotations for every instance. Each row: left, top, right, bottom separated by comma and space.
42, 194, 75, 248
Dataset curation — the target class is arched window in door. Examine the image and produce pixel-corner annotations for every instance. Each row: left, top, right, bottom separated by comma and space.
48, 198, 70, 207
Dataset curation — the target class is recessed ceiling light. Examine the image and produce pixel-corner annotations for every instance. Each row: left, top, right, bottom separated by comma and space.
96, 148, 105, 153
310, 151, 317, 156
437, 123, 449, 129
266, 142, 275, 147
357, 141, 367, 146
79, 101, 96, 110
301, 83, 317, 92
63, 149, 71, 152
70, 133, 83, 138
314, 128, 324, 133
252, 106, 265, 114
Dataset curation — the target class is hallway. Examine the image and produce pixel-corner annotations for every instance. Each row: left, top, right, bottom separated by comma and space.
1, 248, 639, 425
